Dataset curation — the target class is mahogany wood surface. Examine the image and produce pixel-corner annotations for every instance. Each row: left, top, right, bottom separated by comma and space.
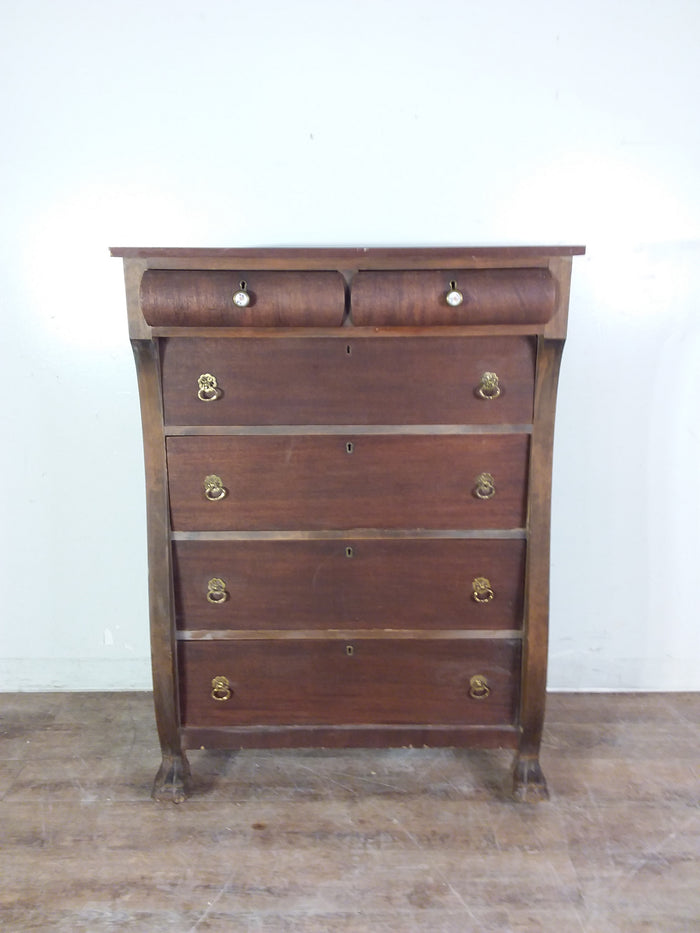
178, 638, 521, 727
141, 270, 346, 327
161, 335, 536, 426
351, 269, 556, 326
117, 245, 582, 801
166, 433, 530, 531
172, 537, 526, 631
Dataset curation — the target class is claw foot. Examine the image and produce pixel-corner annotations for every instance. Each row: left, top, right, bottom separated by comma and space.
152, 753, 192, 803
513, 756, 549, 803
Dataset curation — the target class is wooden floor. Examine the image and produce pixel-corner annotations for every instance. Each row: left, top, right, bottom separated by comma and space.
0, 692, 698, 932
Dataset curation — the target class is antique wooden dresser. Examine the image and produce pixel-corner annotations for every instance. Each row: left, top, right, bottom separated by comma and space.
112, 245, 583, 802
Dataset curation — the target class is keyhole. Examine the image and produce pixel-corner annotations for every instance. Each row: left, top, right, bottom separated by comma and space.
346, 344, 352, 356
345, 645, 354, 657
346, 441, 354, 454
345, 546, 354, 558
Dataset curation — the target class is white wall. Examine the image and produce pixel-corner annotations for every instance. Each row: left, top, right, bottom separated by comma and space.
1, 0, 698, 691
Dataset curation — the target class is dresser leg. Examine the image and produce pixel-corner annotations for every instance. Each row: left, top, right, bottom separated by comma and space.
152, 752, 192, 803
512, 754, 549, 803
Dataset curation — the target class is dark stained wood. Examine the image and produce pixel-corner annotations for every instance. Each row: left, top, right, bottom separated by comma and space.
181, 722, 520, 750
178, 638, 521, 727
130, 340, 191, 802
173, 537, 526, 631
116, 245, 581, 801
161, 335, 536, 426
514, 337, 565, 801
166, 433, 530, 531
111, 245, 586, 261
351, 268, 556, 326
140, 270, 346, 327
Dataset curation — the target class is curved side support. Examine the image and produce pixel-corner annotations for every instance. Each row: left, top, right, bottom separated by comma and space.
516, 335, 565, 802
132, 338, 189, 801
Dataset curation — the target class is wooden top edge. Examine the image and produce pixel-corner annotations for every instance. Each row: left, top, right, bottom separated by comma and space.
109, 245, 586, 260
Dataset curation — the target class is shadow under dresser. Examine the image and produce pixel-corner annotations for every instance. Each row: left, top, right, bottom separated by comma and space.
111, 245, 584, 802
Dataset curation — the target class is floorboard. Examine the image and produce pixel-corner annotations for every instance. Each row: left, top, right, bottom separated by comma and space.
1, 692, 699, 932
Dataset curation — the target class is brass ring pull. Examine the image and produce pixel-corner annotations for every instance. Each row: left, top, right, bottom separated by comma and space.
476, 372, 501, 400
473, 472, 496, 500
232, 279, 250, 308
206, 578, 228, 604
468, 674, 490, 700
472, 577, 495, 603
204, 474, 227, 501
446, 279, 463, 307
211, 675, 232, 702
197, 373, 221, 402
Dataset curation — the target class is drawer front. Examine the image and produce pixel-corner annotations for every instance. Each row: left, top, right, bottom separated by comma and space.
179, 638, 521, 727
166, 434, 529, 531
351, 268, 555, 326
173, 538, 526, 631
161, 336, 536, 426
140, 270, 346, 326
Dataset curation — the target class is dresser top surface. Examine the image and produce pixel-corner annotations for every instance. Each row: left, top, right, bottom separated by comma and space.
110, 245, 585, 262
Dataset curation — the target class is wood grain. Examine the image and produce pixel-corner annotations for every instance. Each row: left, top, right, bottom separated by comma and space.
166, 433, 530, 531
351, 269, 556, 326
141, 270, 346, 327
178, 638, 521, 728
161, 335, 536, 426
172, 537, 526, 631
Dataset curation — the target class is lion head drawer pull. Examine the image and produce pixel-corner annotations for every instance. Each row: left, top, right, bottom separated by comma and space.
232, 280, 251, 308
476, 371, 501, 400
468, 674, 490, 700
197, 373, 221, 402
445, 279, 463, 307
211, 675, 232, 702
473, 472, 496, 500
204, 474, 227, 501
472, 577, 495, 603
206, 578, 229, 604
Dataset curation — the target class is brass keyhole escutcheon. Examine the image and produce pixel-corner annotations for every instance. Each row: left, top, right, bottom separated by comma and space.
211, 675, 232, 701
345, 546, 354, 558
476, 372, 501, 400
468, 674, 490, 700
346, 441, 354, 454
473, 472, 496, 500
472, 577, 495, 604
197, 373, 221, 402
204, 475, 227, 501
206, 578, 228, 604
345, 645, 355, 657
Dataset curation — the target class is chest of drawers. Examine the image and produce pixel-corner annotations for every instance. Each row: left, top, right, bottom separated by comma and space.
112, 246, 583, 802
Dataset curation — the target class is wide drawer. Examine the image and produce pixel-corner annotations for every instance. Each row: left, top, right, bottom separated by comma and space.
161, 336, 536, 426
351, 268, 556, 326
173, 538, 526, 631
166, 433, 529, 531
140, 270, 346, 326
178, 638, 521, 727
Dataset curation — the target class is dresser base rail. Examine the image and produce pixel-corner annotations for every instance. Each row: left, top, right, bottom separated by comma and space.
180, 723, 520, 751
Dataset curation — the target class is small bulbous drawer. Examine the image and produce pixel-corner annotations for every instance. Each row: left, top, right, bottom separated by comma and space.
350, 268, 556, 326
140, 270, 346, 327
165, 433, 530, 532
172, 537, 526, 631
178, 638, 521, 727
160, 336, 536, 426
